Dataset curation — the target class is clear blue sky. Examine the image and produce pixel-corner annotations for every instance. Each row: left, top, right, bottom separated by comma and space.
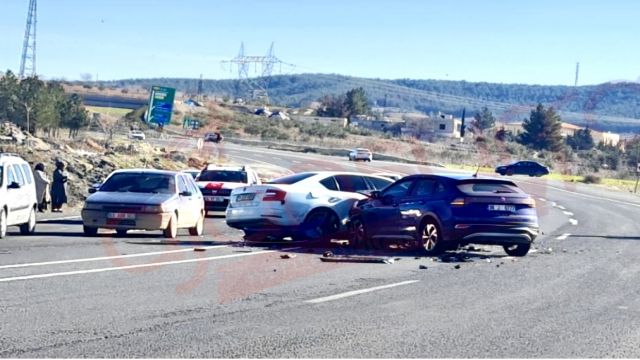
0, 0, 638, 85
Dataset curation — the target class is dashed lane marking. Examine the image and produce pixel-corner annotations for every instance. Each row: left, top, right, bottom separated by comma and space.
306, 280, 420, 304
563, 211, 574, 216
556, 233, 571, 240
538, 198, 547, 202
569, 219, 579, 225
0, 250, 273, 284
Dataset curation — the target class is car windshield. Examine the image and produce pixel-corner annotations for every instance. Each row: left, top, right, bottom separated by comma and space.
198, 170, 247, 183
100, 173, 175, 194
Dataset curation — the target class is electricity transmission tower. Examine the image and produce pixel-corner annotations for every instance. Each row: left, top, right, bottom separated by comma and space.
221, 42, 293, 104
19, 0, 37, 79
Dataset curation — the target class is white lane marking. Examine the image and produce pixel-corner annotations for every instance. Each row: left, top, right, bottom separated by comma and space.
563, 211, 574, 216
0, 250, 274, 283
306, 280, 420, 304
226, 154, 294, 174
550, 201, 557, 207
556, 233, 571, 240
520, 180, 640, 208
37, 215, 82, 222
0, 245, 228, 270
569, 219, 579, 225
538, 198, 547, 202
556, 205, 566, 210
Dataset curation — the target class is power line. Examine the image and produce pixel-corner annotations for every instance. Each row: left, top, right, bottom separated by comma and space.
19, 0, 37, 79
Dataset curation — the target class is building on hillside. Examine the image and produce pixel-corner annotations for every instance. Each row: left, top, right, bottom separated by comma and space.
495, 121, 621, 147
559, 122, 583, 137
399, 113, 462, 139
590, 130, 620, 147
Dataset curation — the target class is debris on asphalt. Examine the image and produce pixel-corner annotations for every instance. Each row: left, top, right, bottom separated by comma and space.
323, 251, 334, 258
319, 255, 396, 264
194, 247, 206, 252
419, 265, 428, 270
454, 264, 461, 269
485, 259, 492, 263
496, 264, 500, 268
280, 253, 296, 259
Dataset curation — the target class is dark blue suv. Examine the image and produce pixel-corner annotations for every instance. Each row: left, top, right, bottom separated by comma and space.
349, 174, 539, 256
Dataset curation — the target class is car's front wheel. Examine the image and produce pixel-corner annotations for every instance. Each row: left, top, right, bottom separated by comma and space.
418, 218, 445, 255
19, 208, 36, 235
295, 209, 339, 245
503, 243, 531, 257
163, 213, 178, 239
350, 217, 368, 248
189, 213, 204, 236
0, 208, 7, 239
83, 226, 98, 237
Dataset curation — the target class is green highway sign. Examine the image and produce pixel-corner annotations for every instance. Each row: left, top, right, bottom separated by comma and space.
145, 86, 176, 125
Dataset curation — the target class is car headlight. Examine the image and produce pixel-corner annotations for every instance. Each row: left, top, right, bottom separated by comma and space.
142, 205, 166, 213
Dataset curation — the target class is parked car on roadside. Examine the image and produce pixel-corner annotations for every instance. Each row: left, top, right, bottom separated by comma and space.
225, 171, 393, 243
204, 132, 223, 143
349, 173, 538, 256
81, 169, 204, 238
348, 148, 373, 162
196, 165, 260, 216
495, 161, 549, 177
128, 130, 146, 140
0, 153, 38, 238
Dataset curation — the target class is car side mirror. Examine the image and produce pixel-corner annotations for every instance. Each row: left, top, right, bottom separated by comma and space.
8, 181, 20, 189
369, 190, 381, 199
180, 191, 192, 197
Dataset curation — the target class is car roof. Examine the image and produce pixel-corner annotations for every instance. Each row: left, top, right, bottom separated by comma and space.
293, 171, 392, 179
111, 168, 179, 176
402, 172, 512, 182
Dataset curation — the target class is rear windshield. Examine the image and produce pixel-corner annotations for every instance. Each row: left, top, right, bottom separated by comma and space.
457, 180, 523, 195
268, 172, 316, 185
199, 170, 247, 183
101, 173, 176, 194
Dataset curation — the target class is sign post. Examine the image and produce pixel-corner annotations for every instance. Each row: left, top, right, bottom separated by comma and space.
635, 163, 640, 194
145, 86, 176, 126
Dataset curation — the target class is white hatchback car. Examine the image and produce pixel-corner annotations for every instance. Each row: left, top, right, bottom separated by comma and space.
225, 171, 393, 243
196, 165, 261, 216
0, 153, 38, 238
348, 148, 373, 161
128, 130, 146, 140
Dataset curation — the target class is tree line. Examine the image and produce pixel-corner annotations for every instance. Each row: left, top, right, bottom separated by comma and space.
0, 70, 88, 137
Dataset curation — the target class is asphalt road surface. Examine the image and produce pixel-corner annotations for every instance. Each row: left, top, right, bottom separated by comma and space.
1, 140, 640, 357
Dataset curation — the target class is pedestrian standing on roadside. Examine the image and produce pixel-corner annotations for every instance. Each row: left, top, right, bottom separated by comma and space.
33, 163, 51, 212
50, 161, 68, 213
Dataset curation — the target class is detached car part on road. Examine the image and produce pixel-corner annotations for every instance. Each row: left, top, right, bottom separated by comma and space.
81, 169, 205, 238
226, 171, 393, 243
349, 174, 539, 256
0, 153, 38, 238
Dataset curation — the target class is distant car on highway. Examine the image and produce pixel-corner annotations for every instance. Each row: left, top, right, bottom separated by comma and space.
204, 132, 223, 143
196, 165, 260, 216
495, 161, 549, 177
225, 171, 393, 243
81, 169, 205, 238
349, 173, 538, 256
348, 148, 373, 162
0, 153, 38, 238
128, 130, 146, 140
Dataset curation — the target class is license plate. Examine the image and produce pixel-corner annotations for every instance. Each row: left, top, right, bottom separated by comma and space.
107, 212, 136, 220
205, 196, 225, 202
488, 204, 516, 212
236, 193, 255, 201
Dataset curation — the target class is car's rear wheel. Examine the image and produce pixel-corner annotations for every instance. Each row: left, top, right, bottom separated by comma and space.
503, 243, 531, 257
350, 217, 368, 248
418, 218, 444, 256
163, 213, 178, 239
296, 209, 339, 245
83, 226, 98, 237
0, 208, 7, 239
189, 213, 204, 236
19, 208, 36, 235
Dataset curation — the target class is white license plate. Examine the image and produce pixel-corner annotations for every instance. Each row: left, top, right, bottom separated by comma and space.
205, 196, 225, 202
236, 193, 255, 201
488, 204, 516, 212
107, 212, 136, 220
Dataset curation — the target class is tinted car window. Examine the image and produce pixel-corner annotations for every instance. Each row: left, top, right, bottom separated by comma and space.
7, 166, 16, 185
383, 180, 413, 198
457, 180, 523, 195
335, 175, 368, 193
411, 179, 436, 196
319, 176, 339, 191
268, 172, 316, 185
365, 176, 392, 190
0, 165, 3, 187
199, 170, 247, 183
101, 173, 176, 194
177, 176, 189, 194
12, 165, 25, 185
21, 164, 33, 184
185, 176, 200, 195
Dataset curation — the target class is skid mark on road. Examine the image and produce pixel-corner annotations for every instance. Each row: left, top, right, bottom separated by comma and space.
0, 250, 273, 283
306, 280, 420, 304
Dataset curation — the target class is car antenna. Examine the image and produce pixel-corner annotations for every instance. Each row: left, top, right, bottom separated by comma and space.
472, 164, 480, 178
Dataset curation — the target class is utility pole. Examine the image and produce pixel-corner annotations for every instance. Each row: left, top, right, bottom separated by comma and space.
19, 0, 37, 79
574, 62, 580, 87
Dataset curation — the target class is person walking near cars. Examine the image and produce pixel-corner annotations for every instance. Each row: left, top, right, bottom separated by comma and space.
51, 161, 68, 213
33, 163, 51, 212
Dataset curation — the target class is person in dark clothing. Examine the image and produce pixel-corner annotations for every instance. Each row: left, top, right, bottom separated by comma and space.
50, 161, 68, 213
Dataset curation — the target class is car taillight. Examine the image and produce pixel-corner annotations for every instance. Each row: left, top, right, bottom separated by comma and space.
450, 197, 466, 206
263, 189, 286, 203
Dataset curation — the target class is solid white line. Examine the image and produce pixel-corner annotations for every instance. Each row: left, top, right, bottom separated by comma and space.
520, 180, 640, 208
306, 280, 420, 304
226, 154, 294, 174
538, 198, 547, 202
556, 233, 571, 240
0, 245, 228, 270
0, 250, 273, 283
569, 219, 579, 225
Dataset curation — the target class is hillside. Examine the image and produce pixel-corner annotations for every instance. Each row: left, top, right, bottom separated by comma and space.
102, 74, 640, 133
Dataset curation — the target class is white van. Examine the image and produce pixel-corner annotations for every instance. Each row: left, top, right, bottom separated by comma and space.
0, 153, 38, 238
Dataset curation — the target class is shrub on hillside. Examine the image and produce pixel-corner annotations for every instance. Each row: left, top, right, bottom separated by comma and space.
582, 174, 601, 184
